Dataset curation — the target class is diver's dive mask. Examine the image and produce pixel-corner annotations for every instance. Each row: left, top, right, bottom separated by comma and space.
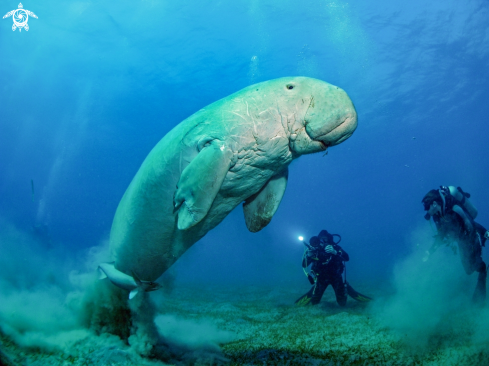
319, 233, 342, 246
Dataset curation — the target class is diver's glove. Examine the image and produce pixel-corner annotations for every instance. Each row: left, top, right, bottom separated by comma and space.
325, 245, 338, 256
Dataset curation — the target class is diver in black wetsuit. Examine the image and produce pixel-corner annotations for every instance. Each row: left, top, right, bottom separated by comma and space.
295, 230, 349, 306
422, 186, 489, 304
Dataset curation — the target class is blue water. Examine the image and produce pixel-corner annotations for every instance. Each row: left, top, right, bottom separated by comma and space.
1, 0, 488, 294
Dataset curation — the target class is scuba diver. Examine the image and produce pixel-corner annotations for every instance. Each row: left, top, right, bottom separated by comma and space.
295, 230, 371, 306
422, 186, 489, 304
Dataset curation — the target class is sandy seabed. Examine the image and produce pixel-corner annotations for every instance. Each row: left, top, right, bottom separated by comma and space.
1, 281, 488, 366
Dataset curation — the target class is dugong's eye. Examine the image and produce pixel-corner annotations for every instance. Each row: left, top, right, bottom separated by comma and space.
286, 84, 294, 90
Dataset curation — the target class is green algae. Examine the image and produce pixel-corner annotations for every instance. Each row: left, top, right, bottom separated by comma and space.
2, 284, 489, 365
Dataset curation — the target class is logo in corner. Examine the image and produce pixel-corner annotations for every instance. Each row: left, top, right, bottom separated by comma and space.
3, 3, 37, 32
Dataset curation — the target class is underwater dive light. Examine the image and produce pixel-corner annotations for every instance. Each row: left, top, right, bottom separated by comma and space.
298, 236, 303, 241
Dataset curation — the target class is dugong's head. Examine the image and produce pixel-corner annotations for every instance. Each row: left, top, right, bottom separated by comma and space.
268, 77, 358, 155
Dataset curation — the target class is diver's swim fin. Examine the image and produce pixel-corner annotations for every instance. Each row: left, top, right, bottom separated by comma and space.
295, 292, 313, 306
346, 283, 372, 302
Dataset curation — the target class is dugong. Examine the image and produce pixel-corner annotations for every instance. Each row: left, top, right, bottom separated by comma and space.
108, 77, 357, 284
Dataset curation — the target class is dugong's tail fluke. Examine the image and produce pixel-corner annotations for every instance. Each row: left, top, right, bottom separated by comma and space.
98, 262, 162, 299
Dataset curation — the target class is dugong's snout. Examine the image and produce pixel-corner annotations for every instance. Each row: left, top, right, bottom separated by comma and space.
288, 80, 357, 155
143, 281, 163, 292
312, 114, 357, 147
304, 86, 358, 148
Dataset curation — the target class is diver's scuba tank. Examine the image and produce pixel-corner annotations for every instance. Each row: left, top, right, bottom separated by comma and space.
440, 186, 488, 248
440, 186, 478, 219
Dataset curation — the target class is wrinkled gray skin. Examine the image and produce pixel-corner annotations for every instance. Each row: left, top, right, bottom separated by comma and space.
109, 77, 357, 282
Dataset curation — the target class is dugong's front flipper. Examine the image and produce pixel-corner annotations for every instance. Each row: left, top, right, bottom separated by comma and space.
174, 139, 234, 230
243, 168, 289, 232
